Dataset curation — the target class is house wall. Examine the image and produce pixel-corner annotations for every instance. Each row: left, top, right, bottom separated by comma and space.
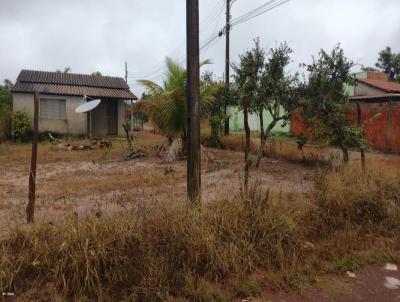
350, 99, 400, 153
90, 99, 126, 137
117, 100, 126, 136
12, 93, 86, 135
92, 101, 108, 136
229, 107, 290, 133
291, 98, 400, 153
355, 82, 385, 96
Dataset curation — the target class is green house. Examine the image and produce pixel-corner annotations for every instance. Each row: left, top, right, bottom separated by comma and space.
228, 107, 290, 133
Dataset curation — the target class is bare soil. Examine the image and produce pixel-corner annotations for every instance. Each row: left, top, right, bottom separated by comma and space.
0, 133, 314, 235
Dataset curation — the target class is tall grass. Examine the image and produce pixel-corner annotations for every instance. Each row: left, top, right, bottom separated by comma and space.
1, 164, 400, 301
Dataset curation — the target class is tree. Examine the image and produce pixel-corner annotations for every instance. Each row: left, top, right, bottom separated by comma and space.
56, 67, 71, 74
201, 71, 228, 147
302, 45, 366, 164
375, 46, 400, 78
233, 39, 300, 168
137, 57, 218, 155
0, 84, 13, 140
91, 71, 103, 76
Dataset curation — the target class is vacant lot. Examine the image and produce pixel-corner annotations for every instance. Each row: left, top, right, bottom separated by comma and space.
0, 132, 318, 235
1, 131, 400, 301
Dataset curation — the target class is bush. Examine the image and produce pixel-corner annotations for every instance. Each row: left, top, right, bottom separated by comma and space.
0, 107, 12, 141
12, 111, 31, 143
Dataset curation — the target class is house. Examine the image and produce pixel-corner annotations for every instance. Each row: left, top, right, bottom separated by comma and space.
348, 72, 400, 153
11, 70, 137, 137
229, 107, 290, 134
291, 71, 400, 153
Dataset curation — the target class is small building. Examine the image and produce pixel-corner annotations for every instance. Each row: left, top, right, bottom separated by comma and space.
11, 70, 137, 137
291, 71, 400, 153
349, 72, 400, 153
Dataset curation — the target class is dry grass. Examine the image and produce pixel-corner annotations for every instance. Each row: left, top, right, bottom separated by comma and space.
1, 161, 400, 301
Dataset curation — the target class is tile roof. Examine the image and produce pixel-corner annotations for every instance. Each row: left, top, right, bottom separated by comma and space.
350, 93, 400, 101
357, 78, 400, 93
11, 70, 137, 100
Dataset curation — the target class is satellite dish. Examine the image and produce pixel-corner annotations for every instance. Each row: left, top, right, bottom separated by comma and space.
75, 99, 101, 113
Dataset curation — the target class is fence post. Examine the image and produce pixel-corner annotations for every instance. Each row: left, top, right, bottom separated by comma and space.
27, 92, 39, 223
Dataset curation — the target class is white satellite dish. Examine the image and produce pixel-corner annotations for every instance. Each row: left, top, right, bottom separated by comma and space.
75, 99, 101, 113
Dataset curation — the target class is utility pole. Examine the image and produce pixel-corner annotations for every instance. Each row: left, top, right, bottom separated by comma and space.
224, 0, 231, 135
186, 0, 201, 204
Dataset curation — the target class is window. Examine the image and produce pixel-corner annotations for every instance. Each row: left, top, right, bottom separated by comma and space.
40, 98, 66, 119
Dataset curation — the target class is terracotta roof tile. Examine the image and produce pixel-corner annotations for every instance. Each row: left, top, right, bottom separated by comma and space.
357, 78, 400, 93
11, 70, 137, 100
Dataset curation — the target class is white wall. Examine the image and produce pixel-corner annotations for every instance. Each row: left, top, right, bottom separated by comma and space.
13, 93, 87, 135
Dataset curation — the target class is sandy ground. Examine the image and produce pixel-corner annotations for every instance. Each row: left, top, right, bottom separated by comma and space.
0, 137, 314, 235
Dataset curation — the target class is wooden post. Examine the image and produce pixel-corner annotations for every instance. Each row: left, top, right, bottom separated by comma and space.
27, 92, 39, 223
187, 0, 201, 204
243, 97, 251, 192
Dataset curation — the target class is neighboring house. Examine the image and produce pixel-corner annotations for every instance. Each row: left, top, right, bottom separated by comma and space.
11, 70, 137, 137
349, 72, 400, 153
291, 71, 400, 153
229, 107, 290, 134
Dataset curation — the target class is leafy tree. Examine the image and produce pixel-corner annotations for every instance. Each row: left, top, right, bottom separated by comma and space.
56, 67, 71, 74
12, 111, 30, 143
375, 46, 400, 78
91, 71, 103, 76
137, 57, 219, 154
0, 84, 13, 140
302, 45, 366, 164
233, 39, 300, 167
201, 71, 228, 147
3, 79, 13, 90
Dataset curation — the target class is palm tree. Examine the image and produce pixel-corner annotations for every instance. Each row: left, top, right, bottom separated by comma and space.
136, 57, 219, 155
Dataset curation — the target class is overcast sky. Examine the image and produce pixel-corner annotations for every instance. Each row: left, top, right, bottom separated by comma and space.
1, 0, 399, 96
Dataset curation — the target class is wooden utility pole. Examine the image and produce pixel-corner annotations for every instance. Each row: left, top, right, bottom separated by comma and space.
125, 61, 134, 132
186, 0, 201, 204
26, 92, 39, 223
224, 0, 231, 135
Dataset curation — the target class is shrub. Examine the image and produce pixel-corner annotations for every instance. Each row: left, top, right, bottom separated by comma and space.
0, 107, 12, 141
11, 111, 30, 143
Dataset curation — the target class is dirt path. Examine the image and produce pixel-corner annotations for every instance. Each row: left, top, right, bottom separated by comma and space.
256, 265, 400, 302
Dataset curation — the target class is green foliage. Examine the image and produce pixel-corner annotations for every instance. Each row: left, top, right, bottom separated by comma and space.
301, 45, 366, 162
137, 57, 219, 145
12, 111, 31, 143
296, 133, 308, 151
375, 46, 400, 76
233, 39, 300, 166
0, 84, 13, 140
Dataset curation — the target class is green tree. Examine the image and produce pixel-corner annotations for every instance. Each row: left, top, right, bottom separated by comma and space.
137, 57, 219, 154
201, 71, 228, 147
56, 67, 71, 74
302, 45, 366, 164
91, 71, 103, 76
375, 46, 400, 77
233, 39, 300, 168
0, 84, 13, 140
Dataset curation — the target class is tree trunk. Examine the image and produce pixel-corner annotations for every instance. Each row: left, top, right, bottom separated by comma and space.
255, 111, 265, 168
256, 119, 277, 168
243, 97, 251, 192
341, 146, 350, 164
360, 148, 366, 171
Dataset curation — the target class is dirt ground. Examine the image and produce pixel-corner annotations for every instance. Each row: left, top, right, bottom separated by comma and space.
0, 132, 315, 235
1, 131, 400, 301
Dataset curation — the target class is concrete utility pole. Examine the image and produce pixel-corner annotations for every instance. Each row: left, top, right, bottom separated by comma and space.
186, 0, 201, 204
27, 92, 39, 223
224, 0, 231, 135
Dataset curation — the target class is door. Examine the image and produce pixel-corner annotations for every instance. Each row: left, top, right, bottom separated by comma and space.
107, 100, 118, 135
